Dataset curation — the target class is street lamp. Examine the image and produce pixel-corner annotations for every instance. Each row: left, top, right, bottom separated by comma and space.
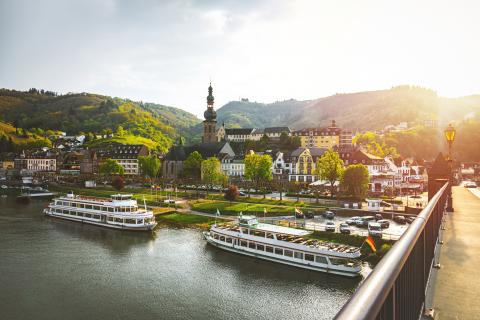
444, 123, 456, 212
444, 124, 456, 161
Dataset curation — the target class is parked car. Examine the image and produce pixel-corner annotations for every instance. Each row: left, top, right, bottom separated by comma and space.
323, 210, 335, 220
346, 216, 361, 225
394, 215, 406, 224
304, 211, 314, 219
375, 213, 383, 221
464, 182, 477, 188
368, 222, 383, 238
377, 219, 390, 229
405, 216, 415, 224
325, 221, 336, 232
339, 223, 351, 234
356, 216, 375, 227
238, 191, 246, 196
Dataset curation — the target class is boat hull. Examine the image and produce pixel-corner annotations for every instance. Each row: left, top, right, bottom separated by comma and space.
203, 232, 361, 277
44, 210, 157, 231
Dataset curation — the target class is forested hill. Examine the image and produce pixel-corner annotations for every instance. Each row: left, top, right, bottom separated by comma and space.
0, 88, 201, 153
217, 86, 480, 131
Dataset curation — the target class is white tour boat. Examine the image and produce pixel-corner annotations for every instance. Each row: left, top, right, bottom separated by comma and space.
44, 193, 157, 231
203, 215, 363, 277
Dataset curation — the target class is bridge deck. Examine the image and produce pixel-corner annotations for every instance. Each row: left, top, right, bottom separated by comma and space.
426, 186, 480, 319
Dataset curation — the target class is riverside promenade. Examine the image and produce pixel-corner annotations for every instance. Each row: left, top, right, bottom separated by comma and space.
427, 186, 480, 319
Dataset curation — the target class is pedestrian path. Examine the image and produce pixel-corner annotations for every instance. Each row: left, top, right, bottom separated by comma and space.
426, 186, 480, 319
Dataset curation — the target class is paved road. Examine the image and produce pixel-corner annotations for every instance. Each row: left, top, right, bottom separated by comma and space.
426, 186, 480, 319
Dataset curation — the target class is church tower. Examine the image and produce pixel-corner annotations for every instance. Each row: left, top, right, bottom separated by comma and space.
202, 82, 218, 143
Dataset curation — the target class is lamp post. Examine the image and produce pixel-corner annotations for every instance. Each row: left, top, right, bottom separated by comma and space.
444, 124, 456, 212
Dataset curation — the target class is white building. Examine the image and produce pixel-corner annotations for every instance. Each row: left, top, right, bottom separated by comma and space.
220, 155, 245, 177
26, 157, 56, 172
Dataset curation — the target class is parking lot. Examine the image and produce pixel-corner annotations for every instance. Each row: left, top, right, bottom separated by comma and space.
266, 213, 410, 240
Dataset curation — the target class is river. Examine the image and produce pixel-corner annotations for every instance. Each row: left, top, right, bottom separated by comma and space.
0, 197, 359, 320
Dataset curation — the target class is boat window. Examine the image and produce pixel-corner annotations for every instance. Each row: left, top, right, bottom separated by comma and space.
294, 252, 303, 260
284, 250, 293, 257
77, 212, 84, 217
315, 256, 328, 264
256, 244, 264, 251
266, 233, 274, 239
220, 236, 225, 242
114, 218, 123, 223
213, 234, 219, 240
329, 258, 346, 265
274, 248, 283, 255
78, 204, 85, 209
253, 230, 265, 237
226, 238, 232, 244
137, 219, 143, 224
93, 206, 100, 211
108, 217, 114, 222
85, 213, 92, 218
108, 207, 114, 212
240, 241, 247, 247
266, 246, 274, 253
305, 254, 314, 262
85, 205, 92, 210
249, 242, 256, 249
125, 219, 135, 224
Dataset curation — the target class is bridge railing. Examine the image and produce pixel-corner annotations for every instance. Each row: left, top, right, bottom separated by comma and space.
335, 183, 449, 320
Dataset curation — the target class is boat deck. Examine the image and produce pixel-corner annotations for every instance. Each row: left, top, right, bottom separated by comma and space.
214, 224, 360, 254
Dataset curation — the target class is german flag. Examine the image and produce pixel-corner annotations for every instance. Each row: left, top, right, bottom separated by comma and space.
365, 236, 377, 253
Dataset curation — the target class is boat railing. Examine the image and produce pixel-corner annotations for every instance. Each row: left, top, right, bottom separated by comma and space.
334, 182, 449, 320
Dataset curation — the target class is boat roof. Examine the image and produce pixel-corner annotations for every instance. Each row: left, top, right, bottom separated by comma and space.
251, 223, 311, 236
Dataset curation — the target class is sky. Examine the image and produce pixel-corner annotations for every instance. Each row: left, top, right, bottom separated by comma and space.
1, 0, 480, 118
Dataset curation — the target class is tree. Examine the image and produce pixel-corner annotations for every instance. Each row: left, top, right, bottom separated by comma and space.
316, 149, 344, 198
116, 125, 126, 137
182, 151, 203, 179
224, 185, 239, 203
341, 164, 370, 200
111, 176, 125, 191
244, 153, 273, 198
201, 157, 226, 195
99, 159, 124, 175
353, 131, 398, 158
139, 155, 161, 182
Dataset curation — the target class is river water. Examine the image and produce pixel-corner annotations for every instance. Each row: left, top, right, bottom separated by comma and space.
0, 198, 360, 320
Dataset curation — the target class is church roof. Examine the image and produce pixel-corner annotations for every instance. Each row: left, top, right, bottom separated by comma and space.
165, 142, 234, 161
225, 128, 254, 135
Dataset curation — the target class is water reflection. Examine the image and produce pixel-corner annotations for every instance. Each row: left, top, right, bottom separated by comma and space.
203, 242, 360, 292
0, 197, 356, 320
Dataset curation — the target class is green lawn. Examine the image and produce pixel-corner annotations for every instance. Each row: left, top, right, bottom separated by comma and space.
206, 194, 306, 207
190, 199, 308, 216
155, 212, 228, 229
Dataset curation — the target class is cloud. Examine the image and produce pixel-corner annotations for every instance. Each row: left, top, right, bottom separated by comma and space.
1, 0, 480, 117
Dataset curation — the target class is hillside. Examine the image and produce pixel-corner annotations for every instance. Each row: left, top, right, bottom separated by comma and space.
217, 86, 480, 131
0, 88, 201, 152
0, 120, 53, 151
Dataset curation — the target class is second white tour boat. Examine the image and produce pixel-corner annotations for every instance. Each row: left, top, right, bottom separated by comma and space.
203, 215, 363, 277
44, 193, 157, 231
